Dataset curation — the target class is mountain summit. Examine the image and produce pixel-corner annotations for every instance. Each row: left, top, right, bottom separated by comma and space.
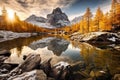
25, 7, 70, 28
47, 7, 70, 27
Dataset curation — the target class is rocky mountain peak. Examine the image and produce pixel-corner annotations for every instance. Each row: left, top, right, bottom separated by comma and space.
52, 7, 62, 14
47, 7, 70, 27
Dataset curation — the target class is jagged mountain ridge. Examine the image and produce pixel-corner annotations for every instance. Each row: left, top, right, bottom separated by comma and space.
47, 7, 70, 27
25, 15, 47, 23
25, 7, 70, 28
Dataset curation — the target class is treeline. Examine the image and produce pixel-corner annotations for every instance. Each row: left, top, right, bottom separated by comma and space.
62, 0, 120, 33
0, 14, 47, 33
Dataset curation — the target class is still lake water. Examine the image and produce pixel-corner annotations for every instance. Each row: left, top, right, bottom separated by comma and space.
0, 35, 120, 75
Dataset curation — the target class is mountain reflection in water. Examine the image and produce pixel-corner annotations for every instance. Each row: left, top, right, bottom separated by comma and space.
0, 36, 119, 75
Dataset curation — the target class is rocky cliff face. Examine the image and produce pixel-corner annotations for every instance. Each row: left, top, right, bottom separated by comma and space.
47, 7, 70, 27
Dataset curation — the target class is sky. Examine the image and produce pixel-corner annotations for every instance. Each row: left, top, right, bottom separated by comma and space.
0, 0, 114, 20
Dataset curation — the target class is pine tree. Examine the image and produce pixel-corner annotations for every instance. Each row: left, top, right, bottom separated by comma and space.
94, 7, 104, 31
102, 12, 111, 31
116, 3, 120, 25
110, 0, 120, 29
84, 7, 92, 33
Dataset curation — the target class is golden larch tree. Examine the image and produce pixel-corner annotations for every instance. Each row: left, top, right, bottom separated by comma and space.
84, 7, 92, 33
94, 7, 104, 31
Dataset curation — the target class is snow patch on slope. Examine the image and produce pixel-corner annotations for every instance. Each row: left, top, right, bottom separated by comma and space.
82, 32, 108, 41
27, 21, 55, 29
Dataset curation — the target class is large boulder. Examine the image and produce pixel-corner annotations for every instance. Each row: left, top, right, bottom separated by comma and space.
47, 7, 70, 27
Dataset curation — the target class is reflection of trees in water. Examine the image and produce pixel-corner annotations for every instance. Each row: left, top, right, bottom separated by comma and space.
71, 41, 120, 75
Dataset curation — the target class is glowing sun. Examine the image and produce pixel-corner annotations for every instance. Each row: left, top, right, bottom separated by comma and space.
8, 10, 14, 20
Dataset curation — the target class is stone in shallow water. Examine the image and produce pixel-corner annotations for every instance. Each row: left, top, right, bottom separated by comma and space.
8, 70, 47, 80
0, 54, 41, 79
0, 50, 11, 57
18, 53, 41, 72
114, 74, 120, 80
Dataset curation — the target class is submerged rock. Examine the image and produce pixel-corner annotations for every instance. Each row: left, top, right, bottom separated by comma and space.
90, 70, 112, 80
113, 74, 120, 80
8, 70, 47, 80
0, 50, 11, 57
0, 56, 8, 63
0, 63, 18, 74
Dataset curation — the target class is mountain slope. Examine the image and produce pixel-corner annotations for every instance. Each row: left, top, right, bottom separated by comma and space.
71, 16, 82, 24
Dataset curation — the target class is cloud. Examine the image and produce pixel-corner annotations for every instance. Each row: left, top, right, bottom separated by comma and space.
0, 0, 75, 20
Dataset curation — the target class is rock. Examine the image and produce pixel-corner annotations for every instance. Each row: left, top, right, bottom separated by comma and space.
18, 54, 41, 72
0, 31, 36, 42
53, 61, 70, 70
85, 78, 94, 80
47, 7, 70, 27
0, 63, 18, 74
0, 56, 8, 63
72, 71, 89, 80
113, 74, 120, 80
90, 70, 112, 80
40, 58, 52, 76
0, 54, 41, 79
0, 35, 4, 38
40, 59, 73, 80
8, 70, 47, 80
52, 61, 74, 80
47, 77, 55, 80
88, 33, 120, 44
0, 50, 11, 57
69, 62, 86, 73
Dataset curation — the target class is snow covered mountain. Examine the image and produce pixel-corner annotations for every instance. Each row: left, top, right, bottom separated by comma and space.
47, 7, 70, 27
25, 7, 70, 28
71, 16, 83, 24
25, 15, 54, 28
25, 8, 70, 28
25, 15, 47, 23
